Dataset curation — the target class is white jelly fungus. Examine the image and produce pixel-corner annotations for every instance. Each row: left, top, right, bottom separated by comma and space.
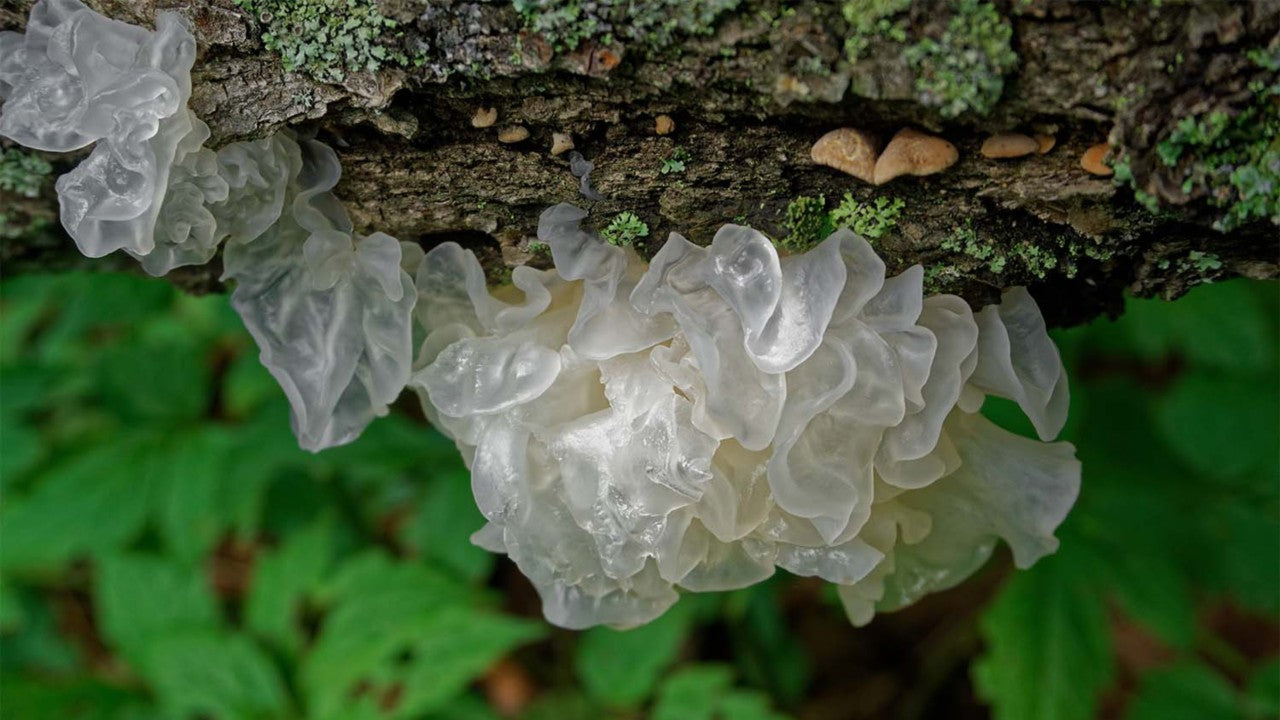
412, 204, 1079, 629
0, 0, 1081, 630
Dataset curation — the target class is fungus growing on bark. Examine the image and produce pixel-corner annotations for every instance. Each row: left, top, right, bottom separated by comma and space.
471, 106, 498, 128
0, 0, 208, 272
412, 204, 1079, 629
1081, 143, 1114, 176
811, 128, 880, 184
981, 133, 1039, 159
550, 132, 575, 156
498, 126, 530, 143
873, 128, 959, 185
1, 0, 1082, 633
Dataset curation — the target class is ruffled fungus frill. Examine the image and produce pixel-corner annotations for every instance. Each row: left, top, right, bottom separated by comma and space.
412, 204, 1080, 629
0, 0, 1082, 632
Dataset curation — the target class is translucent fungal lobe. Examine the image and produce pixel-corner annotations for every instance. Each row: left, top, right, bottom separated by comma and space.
414, 204, 1080, 629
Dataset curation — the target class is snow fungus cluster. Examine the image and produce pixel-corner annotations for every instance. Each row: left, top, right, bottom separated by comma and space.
0, 0, 1081, 629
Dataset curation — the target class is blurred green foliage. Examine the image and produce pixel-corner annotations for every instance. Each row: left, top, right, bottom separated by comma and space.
0, 272, 791, 719
0, 270, 1275, 719
976, 279, 1280, 720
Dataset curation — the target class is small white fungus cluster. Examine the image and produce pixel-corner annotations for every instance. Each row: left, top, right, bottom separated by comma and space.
1, 0, 1081, 629
1, 0, 416, 452
414, 205, 1079, 628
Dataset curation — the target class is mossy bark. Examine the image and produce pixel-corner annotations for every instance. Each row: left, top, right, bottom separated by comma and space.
2, 0, 1277, 327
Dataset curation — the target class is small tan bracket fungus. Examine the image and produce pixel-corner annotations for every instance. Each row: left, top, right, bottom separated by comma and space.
498, 126, 530, 144
550, 132, 575, 156
811, 128, 879, 184
471, 107, 498, 128
1035, 134, 1056, 155
873, 128, 959, 185
655, 115, 675, 136
981, 133, 1039, 159
1081, 143, 1113, 176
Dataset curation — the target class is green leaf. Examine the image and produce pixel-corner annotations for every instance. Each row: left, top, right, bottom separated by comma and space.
730, 581, 810, 706
0, 437, 157, 572
652, 664, 735, 720
1102, 545, 1195, 648
395, 607, 545, 717
652, 665, 791, 720
245, 513, 334, 655
403, 466, 493, 583
95, 553, 220, 667
142, 631, 292, 720
0, 675, 156, 720
575, 602, 692, 707
222, 350, 281, 419
95, 332, 210, 422
1124, 662, 1243, 720
423, 693, 502, 720
0, 586, 80, 675
1118, 281, 1277, 374
974, 550, 1114, 720
718, 691, 790, 720
1154, 372, 1279, 482
8, 273, 173, 367
156, 428, 234, 563
1245, 659, 1280, 719
301, 552, 542, 719
1197, 497, 1280, 616
222, 406, 309, 534
0, 414, 43, 487
518, 691, 600, 720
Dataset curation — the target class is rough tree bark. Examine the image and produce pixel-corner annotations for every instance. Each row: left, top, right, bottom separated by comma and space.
2, 0, 1277, 328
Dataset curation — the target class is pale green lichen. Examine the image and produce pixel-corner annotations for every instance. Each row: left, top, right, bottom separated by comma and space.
234, 0, 412, 82
1157, 250, 1224, 286
941, 221, 1005, 273
940, 221, 1114, 281
1115, 46, 1280, 230
904, 0, 1017, 118
1154, 51, 1279, 231
841, 0, 909, 63
512, 0, 740, 55
600, 211, 650, 246
0, 148, 52, 199
923, 263, 964, 293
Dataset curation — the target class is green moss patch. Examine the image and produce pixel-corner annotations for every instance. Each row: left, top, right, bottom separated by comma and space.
841, 0, 909, 63
235, 0, 413, 82
904, 0, 1016, 118
512, 0, 741, 55
0, 149, 52, 199
780, 192, 905, 252
1152, 49, 1279, 231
